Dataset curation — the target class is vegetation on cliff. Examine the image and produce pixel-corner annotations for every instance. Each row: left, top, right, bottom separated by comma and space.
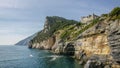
109, 7, 120, 17
30, 16, 78, 44
60, 18, 100, 41
30, 7, 120, 44
101, 7, 120, 21
16, 7, 120, 68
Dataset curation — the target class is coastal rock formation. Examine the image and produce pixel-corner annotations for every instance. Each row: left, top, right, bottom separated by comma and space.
17, 7, 120, 68
30, 36, 56, 50
108, 20, 120, 63
84, 55, 111, 68
75, 19, 120, 67
63, 42, 75, 55
29, 16, 77, 49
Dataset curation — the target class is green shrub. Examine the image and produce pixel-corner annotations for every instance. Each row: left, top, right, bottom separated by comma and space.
101, 14, 108, 17
31, 16, 78, 43
109, 7, 120, 20
109, 7, 120, 16
73, 18, 99, 38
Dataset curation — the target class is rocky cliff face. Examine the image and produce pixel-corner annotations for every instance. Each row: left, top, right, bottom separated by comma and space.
17, 7, 120, 68
28, 16, 77, 49
74, 19, 120, 67
75, 19, 110, 56
75, 34, 110, 57
29, 16, 120, 66
108, 20, 120, 63
28, 17, 120, 68
30, 36, 56, 49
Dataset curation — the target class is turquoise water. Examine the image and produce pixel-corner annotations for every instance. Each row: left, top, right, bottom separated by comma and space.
0, 45, 82, 68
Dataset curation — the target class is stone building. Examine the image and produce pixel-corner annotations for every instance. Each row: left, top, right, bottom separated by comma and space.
81, 14, 99, 23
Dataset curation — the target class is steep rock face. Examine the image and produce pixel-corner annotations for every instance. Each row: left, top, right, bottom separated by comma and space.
52, 40, 65, 54
30, 36, 56, 49
84, 55, 111, 68
29, 16, 77, 49
75, 19, 111, 58
28, 17, 120, 64
75, 34, 110, 57
16, 7, 120, 67
73, 19, 120, 68
63, 42, 75, 55
108, 20, 120, 63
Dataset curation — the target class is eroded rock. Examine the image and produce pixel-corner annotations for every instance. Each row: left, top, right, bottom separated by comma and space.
63, 42, 75, 56
108, 20, 120, 63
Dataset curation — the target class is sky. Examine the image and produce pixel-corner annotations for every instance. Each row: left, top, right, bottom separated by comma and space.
0, 0, 120, 45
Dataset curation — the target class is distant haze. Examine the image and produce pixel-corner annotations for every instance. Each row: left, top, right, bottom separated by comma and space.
0, 0, 119, 45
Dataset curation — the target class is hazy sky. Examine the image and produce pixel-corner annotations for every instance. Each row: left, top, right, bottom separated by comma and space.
0, 0, 120, 45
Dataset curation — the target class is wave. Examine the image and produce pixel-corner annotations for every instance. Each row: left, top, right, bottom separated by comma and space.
49, 55, 63, 61
50, 57, 57, 61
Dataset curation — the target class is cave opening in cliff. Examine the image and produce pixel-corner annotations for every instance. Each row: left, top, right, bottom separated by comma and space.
64, 43, 75, 56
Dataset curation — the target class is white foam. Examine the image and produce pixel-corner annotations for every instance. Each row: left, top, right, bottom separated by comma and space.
50, 57, 57, 61
48, 55, 63, 58
29, 54, 33, 57
49, 55, 62, 61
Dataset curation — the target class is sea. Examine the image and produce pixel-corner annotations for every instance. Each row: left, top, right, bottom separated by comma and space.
0, 45, 83, 68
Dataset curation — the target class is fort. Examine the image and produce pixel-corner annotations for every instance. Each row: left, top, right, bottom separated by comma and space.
81, 14, 99, 23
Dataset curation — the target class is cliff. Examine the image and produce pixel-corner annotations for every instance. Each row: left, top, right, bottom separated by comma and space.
75, 19, 120, 68
29, 16, 78, 49
17, 7, 120, 68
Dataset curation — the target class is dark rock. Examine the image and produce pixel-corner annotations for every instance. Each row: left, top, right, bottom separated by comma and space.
63, 42, 75, 56
84, 55, 109, 68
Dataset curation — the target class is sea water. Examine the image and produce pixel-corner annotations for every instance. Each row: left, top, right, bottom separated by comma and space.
0, 45, 82, 68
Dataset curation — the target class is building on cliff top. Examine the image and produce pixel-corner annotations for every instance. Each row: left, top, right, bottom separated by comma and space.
81, 14, 99, 23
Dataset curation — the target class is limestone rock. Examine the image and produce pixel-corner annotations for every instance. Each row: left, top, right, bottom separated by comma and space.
53, 40, 65, 54
84, 55, 111, 68
108, 20, 120, 63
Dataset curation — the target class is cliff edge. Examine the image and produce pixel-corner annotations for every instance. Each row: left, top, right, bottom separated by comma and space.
17, 7, 120, 68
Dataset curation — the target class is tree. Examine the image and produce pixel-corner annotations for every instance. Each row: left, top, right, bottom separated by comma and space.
109, 7, 120, 16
